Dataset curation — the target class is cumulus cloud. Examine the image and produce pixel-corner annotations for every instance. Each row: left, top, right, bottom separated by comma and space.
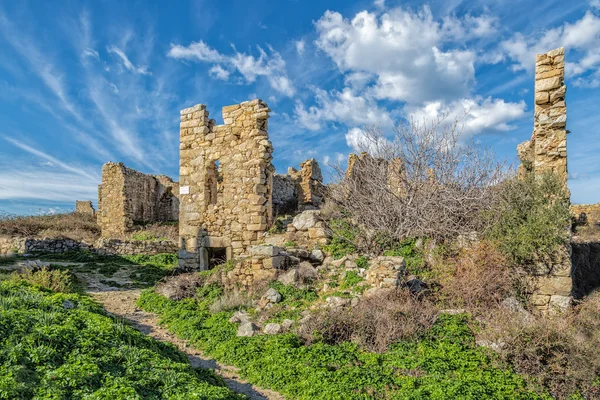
168, 40, 295, 96
502, 11, 600, 82
406, 97, 527, 139
314, 7, 497, 104
107, 45, 151, 75
294, 87, 394, 131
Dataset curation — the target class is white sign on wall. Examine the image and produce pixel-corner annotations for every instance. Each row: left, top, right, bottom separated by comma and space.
179, 186, 190, 195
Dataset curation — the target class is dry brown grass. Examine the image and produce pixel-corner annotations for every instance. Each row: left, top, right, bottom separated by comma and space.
298, 288, 438, 353
154, 272, 203, 300
477, 292, 600, 399
572, 223, 600, 243
0, 212, 100, 243
435, 241, 517, 309
209, 291, 252, 313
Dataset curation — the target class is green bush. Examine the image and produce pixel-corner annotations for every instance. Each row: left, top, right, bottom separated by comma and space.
323, 218, 359, 259
486, 173, 571, 266
138, 289, 549, 399
9, 267, 78, 293
0, 282, 242, 399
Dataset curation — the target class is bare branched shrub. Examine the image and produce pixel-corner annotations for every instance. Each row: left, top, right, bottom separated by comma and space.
330, 117, 508, 244
435, 241, 517, 309
298, 289, 437, 352
478, 292, 600, 399
155, 272, 204, 300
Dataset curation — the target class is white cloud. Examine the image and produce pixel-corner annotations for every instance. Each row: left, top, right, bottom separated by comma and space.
209, 64, 230, 80
3, 137, 99, 180
374, 0, 385, 9
592, 0, 600, 9
406, 96, 527, 139
168, 41, 295, 96
314, 7, 487, 104
502, 11, 600, 78
82, 48, 99, 60
107, 45, 151, 75
294, 87, 394, 131
295, 39, 306, 55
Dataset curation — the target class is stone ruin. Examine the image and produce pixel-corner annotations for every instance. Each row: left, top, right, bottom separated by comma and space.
516, 47, 600, 311
571, 203, 600, 227
75, 200, 95, 217
273, 158, 325, 215
97, 162, 179, 237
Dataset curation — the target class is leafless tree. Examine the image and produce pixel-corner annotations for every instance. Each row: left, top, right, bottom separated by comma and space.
329, 116, 510, 243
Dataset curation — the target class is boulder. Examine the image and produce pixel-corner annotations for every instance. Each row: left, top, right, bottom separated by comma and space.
292, 210, 321, 231
310, 249, 325, 263
326, 296, 349, 307
263, 288, 282, 304
237, 322, 260, 337
277, 269, 299, 286
281, 319, 294, 331
248, 245, 282, 257
263, 323, 282, 335
229, 310, 250, 324
406, 275, 426, 294
298, 261, 318, 282
62, 300, 75, 310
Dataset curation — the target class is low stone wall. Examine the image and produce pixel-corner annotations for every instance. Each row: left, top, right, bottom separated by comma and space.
0, 235, 176, 257
285, 210, 330, 247
94, 238, 178, 255
572, 203, 600, 226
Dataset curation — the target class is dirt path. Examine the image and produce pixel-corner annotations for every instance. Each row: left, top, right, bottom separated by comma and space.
90, 289, 285, 400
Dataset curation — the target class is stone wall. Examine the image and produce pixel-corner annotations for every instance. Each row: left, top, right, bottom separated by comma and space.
75, 201, 95, 217
272, 158, 325, 216
571, 203, 600, 226
178, 100, 274, 270
516, 48, 571, 312
94, 238, 178, 256
97, 162, 179, 237
0, 236, 92, 255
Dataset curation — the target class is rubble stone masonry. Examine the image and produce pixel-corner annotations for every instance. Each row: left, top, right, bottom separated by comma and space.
75, 201, 95, 217
178, 100, 274, 270
517, 48, 571, 312
97, 162, 179, 237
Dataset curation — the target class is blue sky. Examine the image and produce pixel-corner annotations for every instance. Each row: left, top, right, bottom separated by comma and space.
0, 0, 599, 215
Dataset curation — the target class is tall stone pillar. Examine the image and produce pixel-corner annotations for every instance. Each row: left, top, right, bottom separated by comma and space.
518, 47, 571, 312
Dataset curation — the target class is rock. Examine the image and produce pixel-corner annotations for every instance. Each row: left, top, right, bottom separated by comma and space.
62, 300, 75, 310
406, 275, 426, 294
310, 249, 325, 263
237, 322, 260, 337
277, 269, 299, 286
326, 296, 349, 307
229, 311, 250, 324
292, 210, 321, 231
331, 256, 348, 268
248, 245, 282, 257
263, 288, 282, 303
281, 319, 294, 331
501, 297, 534, 324
263, 323, 282, 335
298, 261, 318, 282
476, 339, 506, 352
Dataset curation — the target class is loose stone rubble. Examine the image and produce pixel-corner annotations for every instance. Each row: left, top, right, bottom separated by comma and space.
98, 162, 179, 237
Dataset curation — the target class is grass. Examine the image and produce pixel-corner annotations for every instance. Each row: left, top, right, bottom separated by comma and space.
0, 212, 100, 242
0, 281, 242, 399
137, 289, 549, 400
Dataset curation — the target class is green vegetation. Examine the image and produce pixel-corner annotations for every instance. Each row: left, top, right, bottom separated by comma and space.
284, 240, 297, 247
8, 267, 78, 293
138, 290, 548, 400
0, 282, 242, 399
323, 218, 358, 259
265, 281, 319, 323
340, 271, 363, 289
129, 231, 168, 241
486, 173, 571, 266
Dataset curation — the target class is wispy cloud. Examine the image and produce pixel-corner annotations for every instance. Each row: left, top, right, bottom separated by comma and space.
107, 45, 151, 75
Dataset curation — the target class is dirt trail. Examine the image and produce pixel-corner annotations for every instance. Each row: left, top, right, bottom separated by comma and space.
90, 289, 285, 400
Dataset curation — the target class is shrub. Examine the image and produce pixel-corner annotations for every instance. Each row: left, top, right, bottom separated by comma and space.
298, 288, 438, 352
485, 172, 571, 267
0, 212, 100, 242
209, 291, 252, 313
435, 241, 516, 309
9, 267, 75, 293
128, 222, 178, 242
478, 292, 600, 399
0, 282, 241, 399
323, 218, 358, 259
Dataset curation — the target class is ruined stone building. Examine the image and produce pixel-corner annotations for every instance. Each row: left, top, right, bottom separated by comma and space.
272, 158, 325, 215
75, 200, 95, 217
178, 100, 275, 270
97, 162, 179, 237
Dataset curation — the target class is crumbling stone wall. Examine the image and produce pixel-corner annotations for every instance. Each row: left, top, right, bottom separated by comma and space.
75, 201, 95, 217
97, 162, 179, 237
571, 203, 600, 226
517, 48, 571, 312
178, 100, 274, 270
272, 158, 325, 216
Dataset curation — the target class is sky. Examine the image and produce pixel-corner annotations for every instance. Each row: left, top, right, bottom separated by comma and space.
0, 0, 599, 215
